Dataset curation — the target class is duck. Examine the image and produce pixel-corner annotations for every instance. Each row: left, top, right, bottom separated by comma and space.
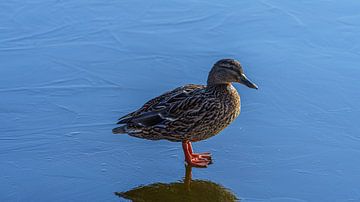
112, 58, 258, 167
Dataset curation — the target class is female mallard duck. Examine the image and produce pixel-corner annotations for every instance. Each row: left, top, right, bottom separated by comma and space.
113, 59, 258, 167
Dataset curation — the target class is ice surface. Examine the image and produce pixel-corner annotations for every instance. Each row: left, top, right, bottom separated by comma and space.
1, 0, 360, 201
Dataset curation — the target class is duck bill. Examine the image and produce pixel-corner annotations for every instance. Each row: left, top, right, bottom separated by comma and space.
240, 74, 258, 90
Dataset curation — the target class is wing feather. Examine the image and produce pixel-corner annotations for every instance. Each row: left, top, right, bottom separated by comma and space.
116, 84, 205, 128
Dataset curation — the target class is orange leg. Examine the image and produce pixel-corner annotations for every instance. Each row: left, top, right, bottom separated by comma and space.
182, 140, 212, 167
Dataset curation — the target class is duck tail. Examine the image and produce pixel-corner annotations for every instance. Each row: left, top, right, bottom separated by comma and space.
112, 125, 127, 134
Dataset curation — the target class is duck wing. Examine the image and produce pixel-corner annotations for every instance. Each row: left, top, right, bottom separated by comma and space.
116, 84, 206, 128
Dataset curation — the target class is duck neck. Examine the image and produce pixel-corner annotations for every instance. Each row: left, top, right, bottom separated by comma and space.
206, 83, 233, 93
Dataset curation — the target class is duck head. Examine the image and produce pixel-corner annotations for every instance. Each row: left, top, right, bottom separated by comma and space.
207, 59, 258, 89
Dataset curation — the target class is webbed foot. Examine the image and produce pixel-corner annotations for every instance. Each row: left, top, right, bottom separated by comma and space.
182, 141, 212, 168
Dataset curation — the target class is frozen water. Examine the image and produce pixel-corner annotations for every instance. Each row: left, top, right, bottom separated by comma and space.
1, 0, 360, 201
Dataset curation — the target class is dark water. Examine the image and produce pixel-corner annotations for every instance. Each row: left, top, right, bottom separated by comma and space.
116, 165, 239, 202
1, 0, 360, 201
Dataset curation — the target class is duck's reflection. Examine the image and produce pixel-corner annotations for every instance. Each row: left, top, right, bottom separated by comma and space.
115, 165, 239, 202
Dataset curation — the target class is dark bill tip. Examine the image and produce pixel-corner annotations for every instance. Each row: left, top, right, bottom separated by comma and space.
246, 81, 258, 90
240, 74, 258, 90
251, 83, 259, 90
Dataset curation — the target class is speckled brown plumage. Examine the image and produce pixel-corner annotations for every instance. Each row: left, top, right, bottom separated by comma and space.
113, 59, 257, 142
114, 83, 240, 142
112, 58, 258, 167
